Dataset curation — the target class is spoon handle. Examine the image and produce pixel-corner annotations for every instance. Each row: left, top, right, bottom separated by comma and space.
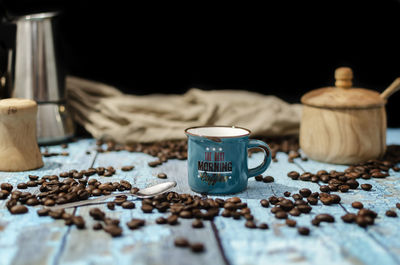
46, 192, 134, 210
381, 77, 400, 100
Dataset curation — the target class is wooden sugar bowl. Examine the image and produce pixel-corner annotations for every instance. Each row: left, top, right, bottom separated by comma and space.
0, 98, 44, 171
300, 67, 400, 164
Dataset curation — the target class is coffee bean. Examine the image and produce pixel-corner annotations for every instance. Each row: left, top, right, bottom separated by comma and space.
231, 211, 241, 219
320, 196, 334, 205
386, 210, 397, 217
92, 189, 102, 196
311, 218, 320, 226
338, 185, 350, 192
299, 188, 311, 198
286, 219, 297, 227
268, 196, 279, 205
289, 208, 301, 216
174, 237, 190, 247
358, 209, 377, 219
287, 171, 300, 180
72, 216, 86, 229
297, 205, 312, 214
191, 219, 204, 228
190, 243, 205, 253
37, 208, 49, 216
10, 205, 28, 214
44, 199, 55, 206
397, 203, 400, 209
49, 209, 65, 219
315, 214, 335, 223
320, 185, 330, 192
262, 176, 274, 183
167, 215, 179, 225
93, 223, 103, 230
224, 203, 237, 211
307, 196, 318, 205
258, 223, 269, 229
107, 202, 115, 210
361, 184, 372, 191
346, 179, 359, 189
122, 201, 135, 209
127, 219, 145, 229
275, 211, 288, 219
283, 191, 291, 197
26, 198, 39, 206
179, 210, 193, 219
255, 175, 263, 181
104, 225, 122, 237
221, 210, 231, 217
17, 183, 28, 189
291, 194, 303, 201
141, 204, 153, 213
148, 160, 162, 167
121, 165, 134, 171
341, 213, 357, 223
298, 227, 310, 236
1, 183, 13, 192
330, 194, 341, 204
351, 201, 364, 209
226, 197, 241, 203
0, 190, 9, 200
260, 199, 269, 208
89, 208, 105, 220
157, 173, 167, 179
245, 220, 257, 229
26, 181, 37, 187
356, 216, 369, 227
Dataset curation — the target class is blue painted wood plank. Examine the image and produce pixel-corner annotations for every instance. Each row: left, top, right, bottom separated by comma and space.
58, 150, 226, 265
0, 139, 97, 265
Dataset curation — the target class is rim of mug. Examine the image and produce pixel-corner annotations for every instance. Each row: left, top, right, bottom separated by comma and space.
184, 125, 251, 138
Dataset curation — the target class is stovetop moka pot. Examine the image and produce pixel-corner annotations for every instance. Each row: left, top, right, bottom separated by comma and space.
0, 12, 74, 144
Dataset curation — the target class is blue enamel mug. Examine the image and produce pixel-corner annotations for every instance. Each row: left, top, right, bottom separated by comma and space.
185, 126, 272, 194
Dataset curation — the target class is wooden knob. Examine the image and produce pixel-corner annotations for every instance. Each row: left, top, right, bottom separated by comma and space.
0, 98, 44, 171
335, 67, 353, 89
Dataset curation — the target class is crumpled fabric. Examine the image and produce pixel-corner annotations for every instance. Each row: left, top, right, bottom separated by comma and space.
66, 76, 302, 143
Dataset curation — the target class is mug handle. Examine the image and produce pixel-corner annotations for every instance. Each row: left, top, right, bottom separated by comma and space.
248, 139, 272, 178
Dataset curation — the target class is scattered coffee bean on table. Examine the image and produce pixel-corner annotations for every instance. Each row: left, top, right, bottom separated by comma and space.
192, 219, 204, 228
315, 214, 335, 223
396, 203, 400, 209
286, 219, 297, 227
121, 166, 134, 171
93, 223, 103, 230
107, 202, 115, 210
341, 213, 357, 223
361, 184, 372, 191
104, 225, 123, 237
255, 175, 263, 181
17, 183, 28, 189
156, 217, 167, 224
190, 243, 205, 253
298, 227, 310, 236
260, 199, 270, 208
174, 237, 190, 247
245, 220, 257, 229
283, 191, 291, 197
258, 223, 269, 229
121, 201, 135, 209
157, 173, 167, 179
386, 210, 398, 217
352, 201, 364, 209
262, 176, 274, 183
10, 205, 28, 214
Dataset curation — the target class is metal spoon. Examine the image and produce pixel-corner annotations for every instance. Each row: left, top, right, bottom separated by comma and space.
46, 181, 177, 210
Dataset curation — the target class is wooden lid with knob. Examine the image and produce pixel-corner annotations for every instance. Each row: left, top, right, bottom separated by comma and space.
301, 67, 385, 109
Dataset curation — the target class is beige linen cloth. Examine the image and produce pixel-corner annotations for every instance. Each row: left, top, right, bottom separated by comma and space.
66, 76, 302, 143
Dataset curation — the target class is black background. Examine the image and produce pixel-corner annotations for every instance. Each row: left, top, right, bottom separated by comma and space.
1, 0, 400, 127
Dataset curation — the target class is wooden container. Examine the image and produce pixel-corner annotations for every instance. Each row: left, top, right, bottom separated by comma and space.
300, 67, 400, 164
0, 98, 44, 171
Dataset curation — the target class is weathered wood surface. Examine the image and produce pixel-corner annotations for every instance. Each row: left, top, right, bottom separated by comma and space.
0, 130, 400, 265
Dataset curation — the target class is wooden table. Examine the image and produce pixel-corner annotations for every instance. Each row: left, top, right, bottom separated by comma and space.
1, 129, 400, 265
